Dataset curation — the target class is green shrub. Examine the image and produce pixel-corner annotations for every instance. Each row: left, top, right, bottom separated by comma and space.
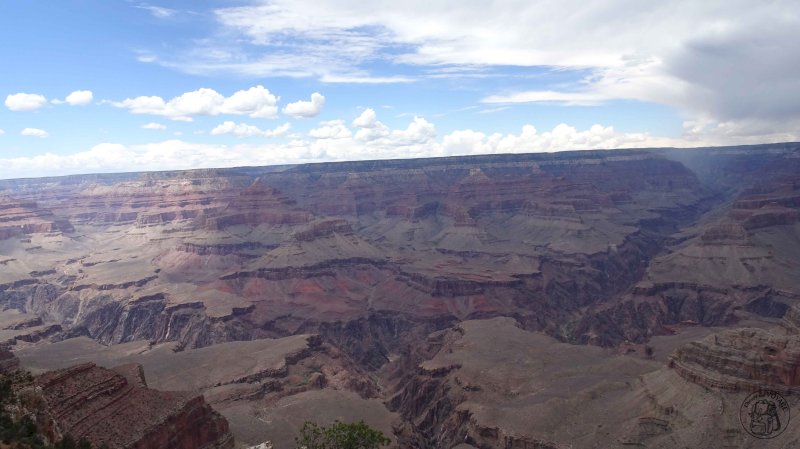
295, 420, 391, 449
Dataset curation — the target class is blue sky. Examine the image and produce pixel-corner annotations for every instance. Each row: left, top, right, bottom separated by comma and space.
1, 1, 798, 179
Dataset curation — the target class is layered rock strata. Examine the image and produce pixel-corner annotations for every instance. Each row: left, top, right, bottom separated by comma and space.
669, 328, 800, 393
36, 363, 234, 449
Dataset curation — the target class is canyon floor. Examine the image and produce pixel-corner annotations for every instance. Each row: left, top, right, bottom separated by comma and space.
2, 143, 800, 448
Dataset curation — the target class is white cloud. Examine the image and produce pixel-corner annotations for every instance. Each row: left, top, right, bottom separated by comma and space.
3, 109, 798, 180
283, 93, 325, 118
5, 93, 47, 111
388, 116, 436, 145
135, 4, 176, 18
112, 85, 279, 121
179, 1, 800, 138
354, 124, 391, 142
353, 108, 378, 128
0, 140, 317, 179
352, 108, 390, 141
483, 91, 611, 106
211, 121, 291, 138
308, 120, 351, 139
142, 122, 167, 130
65, 90, 94, 106
0, 129, 5, 136
21, 128, 49, 138
477, 107, 509, 114
220, 85, 280, 118
319, 74, 414, 84
441, 124, 671, 155
136, 51, 158, 63
350, 110, 437, 145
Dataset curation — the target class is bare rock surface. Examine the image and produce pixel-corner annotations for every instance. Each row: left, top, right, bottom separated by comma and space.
17, 334, 382, 448
392, 317, 800, 449
35, 362, 234, 449
670, 327, 800, 392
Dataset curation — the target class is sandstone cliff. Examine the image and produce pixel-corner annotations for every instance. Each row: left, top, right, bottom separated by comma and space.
35, 363, 234, 449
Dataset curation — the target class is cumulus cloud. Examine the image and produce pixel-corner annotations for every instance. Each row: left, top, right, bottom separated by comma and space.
5, 93, 47, 111
112, 85, 279, 121
211, 121, 291, 138
352, 108, 390, 141
142, 122, 167, 130
308, 120, 352, 139
21, 128, 49, 138
283, 93, 325, 118
353, 109, 378, 128
65, 90, 94, 106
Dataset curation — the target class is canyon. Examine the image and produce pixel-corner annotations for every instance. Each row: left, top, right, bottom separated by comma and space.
1, 142, 800, 448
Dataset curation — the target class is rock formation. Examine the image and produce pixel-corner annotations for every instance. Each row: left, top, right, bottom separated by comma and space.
35, 363, 234, 449
0, 195, 73, 240
669, 328, 800, 393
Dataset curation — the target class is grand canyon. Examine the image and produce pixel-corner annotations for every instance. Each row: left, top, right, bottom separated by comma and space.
0, 142, 798, 448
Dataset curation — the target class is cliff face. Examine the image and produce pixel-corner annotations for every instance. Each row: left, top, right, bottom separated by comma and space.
0, 196, 73, 240
1, 146, 799, 354
0, 149, 719, 353
669, 328, 800, 392
575, 147, 800, 345
35, 363, 234, 449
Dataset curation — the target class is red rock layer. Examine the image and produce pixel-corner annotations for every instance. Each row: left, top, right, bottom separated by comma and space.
201, 180, 312, 230
36, 363, 234, 449
0, 196, 73, 240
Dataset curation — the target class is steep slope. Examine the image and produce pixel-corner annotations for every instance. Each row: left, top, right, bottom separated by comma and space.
40, 363, 234, 449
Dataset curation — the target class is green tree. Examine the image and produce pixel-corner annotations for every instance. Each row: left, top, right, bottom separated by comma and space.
295, 420, 391, 449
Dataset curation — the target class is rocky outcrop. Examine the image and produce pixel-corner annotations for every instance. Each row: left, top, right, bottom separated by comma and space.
699, 222, 749, 245
293, 219, 353, 241
176, 241, 275, 256
36, 363, 234, 449
669, 328, 800, 393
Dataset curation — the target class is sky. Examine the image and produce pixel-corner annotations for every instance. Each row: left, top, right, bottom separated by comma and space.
1, 1, 798, 179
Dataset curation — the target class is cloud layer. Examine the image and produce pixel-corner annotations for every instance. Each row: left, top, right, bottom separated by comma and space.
1, 109, 699, 179
210, 121, 291, 138
161, 0, 799, 139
